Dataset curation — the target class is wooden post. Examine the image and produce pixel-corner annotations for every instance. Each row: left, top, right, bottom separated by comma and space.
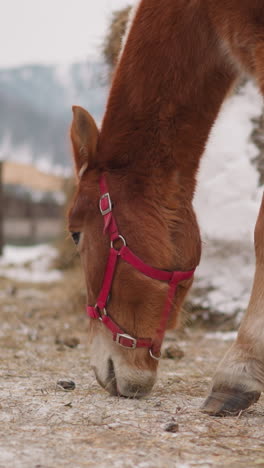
0, 161, 4, 255
29, 200, 37, 244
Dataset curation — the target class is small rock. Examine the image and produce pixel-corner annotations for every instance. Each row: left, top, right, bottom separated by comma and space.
162, 345, 184, 360
28, 331, 38, 342
8, 285, 17, 296
154, 401, 162, 407
56, 380, 76, 391
56, 344, 65, 352
55, 336, 80, 348
164, 422, 179, 433
64, 337, 80, 348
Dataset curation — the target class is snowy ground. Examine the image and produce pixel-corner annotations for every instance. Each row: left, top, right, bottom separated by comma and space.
0, 244, 62, 283
193, 82, 264, 316
1, 268, 264, 468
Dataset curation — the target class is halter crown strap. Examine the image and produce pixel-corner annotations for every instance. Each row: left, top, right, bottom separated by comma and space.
87, 174, 195, 359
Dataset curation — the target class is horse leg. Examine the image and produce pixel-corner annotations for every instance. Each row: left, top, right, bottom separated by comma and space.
202, 195, 264, 415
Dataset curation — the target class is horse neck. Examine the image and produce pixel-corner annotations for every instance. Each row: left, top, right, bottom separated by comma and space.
99, 0, 238, 199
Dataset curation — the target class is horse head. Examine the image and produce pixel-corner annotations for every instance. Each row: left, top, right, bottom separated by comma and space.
68, 106, 201, 398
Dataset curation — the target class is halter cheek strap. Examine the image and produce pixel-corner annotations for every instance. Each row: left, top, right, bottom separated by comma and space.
86, 174, 195, 360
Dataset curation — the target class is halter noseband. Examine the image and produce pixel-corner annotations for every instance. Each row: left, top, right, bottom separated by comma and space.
86, 174, 195, 360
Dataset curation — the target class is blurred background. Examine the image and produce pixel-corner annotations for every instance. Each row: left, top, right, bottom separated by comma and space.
0, 1, 129, 287
1, 0, 264, 326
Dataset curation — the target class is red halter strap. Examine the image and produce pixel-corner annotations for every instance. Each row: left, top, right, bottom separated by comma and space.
86, 174, 195, 359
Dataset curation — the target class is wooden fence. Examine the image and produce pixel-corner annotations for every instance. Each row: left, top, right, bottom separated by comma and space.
0, 161, 64, 247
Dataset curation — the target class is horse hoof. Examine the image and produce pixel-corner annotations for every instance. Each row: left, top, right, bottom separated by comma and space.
201, 385, 261, 416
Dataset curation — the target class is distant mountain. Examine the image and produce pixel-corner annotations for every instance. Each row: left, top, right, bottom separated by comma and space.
0, 60, 109, 169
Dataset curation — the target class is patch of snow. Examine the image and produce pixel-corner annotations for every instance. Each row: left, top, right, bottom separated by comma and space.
193, 81, 263, 315
0, 244, 62, 283
205, 331, 237, 341
34, 156, 71, 178
0, 244, 54, 265
195, 82, 262, 242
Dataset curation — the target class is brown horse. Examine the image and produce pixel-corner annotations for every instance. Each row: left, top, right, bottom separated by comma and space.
68, 0, 264, 414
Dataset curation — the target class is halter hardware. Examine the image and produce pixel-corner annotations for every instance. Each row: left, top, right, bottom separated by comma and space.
87, 174, 195, 360
99, 192, 112, 215
149, 348, 162, 361
94, 304, 107, 321
115, 333, 137, 349
111, 235, 126, 250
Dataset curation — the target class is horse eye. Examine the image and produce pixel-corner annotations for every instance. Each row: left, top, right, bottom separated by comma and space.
71, 232, 81, 245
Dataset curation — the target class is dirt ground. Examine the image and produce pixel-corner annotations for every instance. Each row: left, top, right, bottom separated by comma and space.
1, 271, 264, 468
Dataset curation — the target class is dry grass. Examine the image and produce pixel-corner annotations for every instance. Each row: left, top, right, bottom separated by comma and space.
103, 6, 132, 69
1, 272, 264, 468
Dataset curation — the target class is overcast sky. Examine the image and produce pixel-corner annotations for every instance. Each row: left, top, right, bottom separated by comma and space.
1, 0, 135, 68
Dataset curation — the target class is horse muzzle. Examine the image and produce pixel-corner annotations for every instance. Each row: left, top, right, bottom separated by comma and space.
92, 357, 156, 398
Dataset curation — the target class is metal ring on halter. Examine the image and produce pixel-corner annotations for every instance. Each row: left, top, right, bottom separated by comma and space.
149, 348, 161, 361
94, 304, 107, 321
110, 235, 127, 251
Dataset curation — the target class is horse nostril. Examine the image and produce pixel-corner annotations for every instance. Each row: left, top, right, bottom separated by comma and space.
105, 358, 120, 396
107, 358, 115, 381
92, 359, 156, 398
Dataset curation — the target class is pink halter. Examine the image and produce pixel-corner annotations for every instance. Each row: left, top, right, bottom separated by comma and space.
87, 174, 195, 360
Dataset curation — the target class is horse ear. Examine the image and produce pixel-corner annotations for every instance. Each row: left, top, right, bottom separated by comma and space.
71, 106, 99, 178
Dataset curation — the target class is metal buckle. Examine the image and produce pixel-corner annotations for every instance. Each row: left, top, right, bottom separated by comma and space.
99, 193, 112, 215
115, 333, 137, 349
94, 304, 107, 321
149, 348, 161, 361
